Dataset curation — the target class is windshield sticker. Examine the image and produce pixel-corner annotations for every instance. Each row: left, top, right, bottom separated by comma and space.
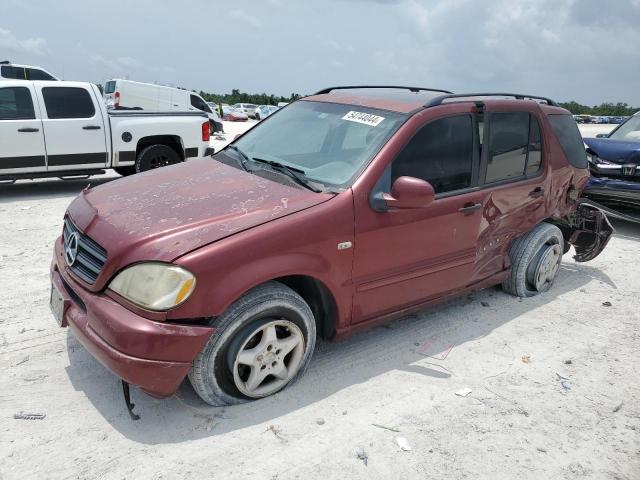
342, 111, 385, 127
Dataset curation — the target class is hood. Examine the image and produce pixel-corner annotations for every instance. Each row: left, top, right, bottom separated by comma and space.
66, 158, 332, 289
584, 137, 640, 165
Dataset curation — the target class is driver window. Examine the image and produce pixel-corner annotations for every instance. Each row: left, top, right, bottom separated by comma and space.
391, 115, 473, 194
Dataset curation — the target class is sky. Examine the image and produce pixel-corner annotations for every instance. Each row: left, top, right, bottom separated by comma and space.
1, 0, 639, 105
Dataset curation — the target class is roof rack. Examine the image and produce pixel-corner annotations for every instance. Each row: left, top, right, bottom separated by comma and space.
315, 85, 453, 95
0, 60, 11, 65
425, 93, 557, 107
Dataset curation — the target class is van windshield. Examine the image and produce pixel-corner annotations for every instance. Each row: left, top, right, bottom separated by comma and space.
104, 81, 116, 94
233, 100, 406, 187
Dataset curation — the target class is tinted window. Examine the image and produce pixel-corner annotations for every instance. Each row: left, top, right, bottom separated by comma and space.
1, 65, 25, 79
104, 81, 116, 94
190, 94, 211, 113
392, 115, 473, 194
527, 116, 543, 174
42, 87, 95, 119
548, 114, 588, 168
26, 68, 56, 80
0, 87, 35, 120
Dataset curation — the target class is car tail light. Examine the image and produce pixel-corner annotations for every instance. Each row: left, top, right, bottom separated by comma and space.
202, 121, 210, 142
114, 91, 120, 109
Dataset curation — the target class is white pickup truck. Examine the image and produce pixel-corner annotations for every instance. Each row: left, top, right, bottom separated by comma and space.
0, 80, 213, 182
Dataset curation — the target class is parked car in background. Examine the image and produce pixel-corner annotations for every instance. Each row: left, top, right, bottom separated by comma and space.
233, 103, 258, 118
103, 79, 222, 132
50, 86, 612, 409
0, 80, 212, 181
583, 111, 640, 212
255, 105, 279, 120
574, 114, 592, 124
1, 61, 59, 81
222, 106, 248, 121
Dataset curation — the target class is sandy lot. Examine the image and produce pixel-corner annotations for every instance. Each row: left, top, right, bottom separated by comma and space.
1, 121, 638, 480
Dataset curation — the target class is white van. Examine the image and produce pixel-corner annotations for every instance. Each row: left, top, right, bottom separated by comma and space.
103, 79, 222, 131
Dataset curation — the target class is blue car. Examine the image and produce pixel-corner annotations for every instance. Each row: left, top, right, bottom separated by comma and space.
583, 112, 640, 213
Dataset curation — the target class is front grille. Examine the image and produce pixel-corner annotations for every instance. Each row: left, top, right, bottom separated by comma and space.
62, 218, 107, 285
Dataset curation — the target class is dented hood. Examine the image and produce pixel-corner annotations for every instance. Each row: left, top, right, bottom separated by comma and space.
66, 158, 332, 289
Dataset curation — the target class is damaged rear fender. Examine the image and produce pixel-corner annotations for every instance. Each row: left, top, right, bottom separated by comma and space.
555, 200, 614, 262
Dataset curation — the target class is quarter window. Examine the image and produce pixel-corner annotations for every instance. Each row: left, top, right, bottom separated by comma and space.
0, 87, 35, 120
486, 112, 543, 183
548, 114, 588, 169
42, 87, 95, 119
391, 115, 474, 194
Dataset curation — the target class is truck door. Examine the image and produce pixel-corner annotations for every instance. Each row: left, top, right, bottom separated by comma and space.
35, 83, 108, 171
0, 84, 47, 176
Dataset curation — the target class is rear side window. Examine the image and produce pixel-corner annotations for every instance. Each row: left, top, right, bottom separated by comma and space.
486, 112, 543, 183
26, 68, 56, 80
1, 65, 26, 79
42, 87, 95, 119
392, 115, 473, 194
548, 114, 588, 168
104, 81, 116, 94
190, 94, 211, 113
0, 87, 35, 120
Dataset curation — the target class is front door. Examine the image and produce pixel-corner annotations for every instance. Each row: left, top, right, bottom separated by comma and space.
35, 83, 108, 171
0, 84, 47, 176
352, 112, 485, 323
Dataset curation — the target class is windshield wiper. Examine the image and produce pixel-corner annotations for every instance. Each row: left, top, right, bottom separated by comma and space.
250, 158, 323, 193
227, 145, 250, 172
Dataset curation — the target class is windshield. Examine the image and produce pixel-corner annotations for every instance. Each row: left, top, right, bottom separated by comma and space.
609, 114, 640, 141
233, 100, 406, 187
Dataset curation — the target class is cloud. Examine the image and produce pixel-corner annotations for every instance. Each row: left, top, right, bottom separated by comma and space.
89, 55, 142, 72
229, 9, 262, 27
0, 27, 46, 56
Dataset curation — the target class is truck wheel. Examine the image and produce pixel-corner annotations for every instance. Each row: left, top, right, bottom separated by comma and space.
135, 144, 181, 173
502, 222, 564, 297
189, 282, 316, 406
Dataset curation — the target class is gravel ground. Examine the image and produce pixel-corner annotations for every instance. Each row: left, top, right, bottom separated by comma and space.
0, 121, 638, 480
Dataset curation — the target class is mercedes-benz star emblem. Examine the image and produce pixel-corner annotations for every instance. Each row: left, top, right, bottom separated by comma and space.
64, 232, 79, 266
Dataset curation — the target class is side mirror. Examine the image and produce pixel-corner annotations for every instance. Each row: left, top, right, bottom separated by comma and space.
383, 176, 435, 209
595, 133, 609, 138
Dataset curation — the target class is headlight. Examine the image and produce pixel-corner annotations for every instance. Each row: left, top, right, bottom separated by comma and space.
109, 263, 196, 311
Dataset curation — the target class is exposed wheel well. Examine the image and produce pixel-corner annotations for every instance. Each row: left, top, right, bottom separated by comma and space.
136, 135, 184, 160
275, 275, 338, 340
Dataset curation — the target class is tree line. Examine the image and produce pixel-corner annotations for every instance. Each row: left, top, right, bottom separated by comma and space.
198, 89, 301, 106
557, 101, 638, 116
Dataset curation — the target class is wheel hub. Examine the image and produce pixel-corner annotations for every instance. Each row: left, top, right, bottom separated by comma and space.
231, 320, 304, 398
528, 243, 562, 292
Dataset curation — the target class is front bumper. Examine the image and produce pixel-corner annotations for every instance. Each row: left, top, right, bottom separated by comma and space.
584, 176, 640, 210
51, 237, 214, 397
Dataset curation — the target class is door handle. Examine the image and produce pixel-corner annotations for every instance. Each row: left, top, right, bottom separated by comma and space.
529, 187, 544, 198
82, 125, 101, 130
459, 202, 482, 215
17, 127, 40, 132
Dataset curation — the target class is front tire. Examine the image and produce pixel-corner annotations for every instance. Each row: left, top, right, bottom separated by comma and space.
189, 282, 317, 406
502, 222, 564, 297
114, 166, 135, 176
135, 144, 181, 173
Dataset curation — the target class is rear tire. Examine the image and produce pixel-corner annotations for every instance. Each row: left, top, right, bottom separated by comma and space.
502, 222, 564, 297
135, 144, 181, 173
189, 282, 316, 406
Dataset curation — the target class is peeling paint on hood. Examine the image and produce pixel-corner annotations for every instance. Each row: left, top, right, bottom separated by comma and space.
66, 158, 332, 289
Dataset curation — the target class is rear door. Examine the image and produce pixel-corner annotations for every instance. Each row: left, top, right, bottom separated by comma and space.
35, 83, 108, 171
473, 107, 549, 278
0, 83, 47, 175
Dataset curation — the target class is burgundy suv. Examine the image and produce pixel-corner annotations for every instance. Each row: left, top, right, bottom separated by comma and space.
50, 86, 612, 408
